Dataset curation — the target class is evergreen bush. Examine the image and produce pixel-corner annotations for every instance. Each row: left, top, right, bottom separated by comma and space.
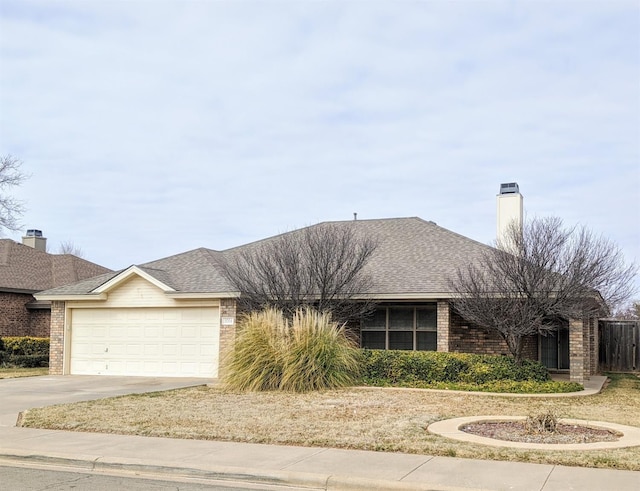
1, 337, 49, 367
361, 349, 550, 385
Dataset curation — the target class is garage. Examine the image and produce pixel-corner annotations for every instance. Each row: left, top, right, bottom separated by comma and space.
69, 307, 220, 377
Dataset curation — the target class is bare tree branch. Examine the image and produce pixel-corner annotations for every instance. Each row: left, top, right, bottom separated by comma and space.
451, 216, 637, 362
613, 300, 640, 320
0, 155, 28, 233
58, 241, 85, 258
219, 223, 378, 322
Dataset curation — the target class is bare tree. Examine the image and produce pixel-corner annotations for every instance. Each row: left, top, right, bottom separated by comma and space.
219, 223, 378, 322
614, 300, 640, 320
450, 217, 637, 363
0, 155, 27, 233
58, 241, 85, 258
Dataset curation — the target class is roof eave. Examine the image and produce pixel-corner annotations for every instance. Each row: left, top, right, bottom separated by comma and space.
165, 291, 241, 299
0, 287, 40, 294
33, 293, 108, 301
352, 292, 455, 300
92, 265, 175, 294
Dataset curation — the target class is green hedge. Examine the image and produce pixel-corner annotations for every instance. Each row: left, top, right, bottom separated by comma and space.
361, 350, 550, 385
0, 337, 49, 368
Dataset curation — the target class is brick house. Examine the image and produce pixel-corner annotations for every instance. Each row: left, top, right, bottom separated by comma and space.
36, 214, 600, 384
0, 230, 112, 337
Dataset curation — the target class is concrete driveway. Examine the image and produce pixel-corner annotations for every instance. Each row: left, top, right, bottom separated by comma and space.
0, 375, 206, 427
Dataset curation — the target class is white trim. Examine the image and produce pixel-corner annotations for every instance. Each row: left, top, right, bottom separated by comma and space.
92, 266, 176, 294
352, 293, 454, 300
166, 292, 240, 299
34, 293, 107, 301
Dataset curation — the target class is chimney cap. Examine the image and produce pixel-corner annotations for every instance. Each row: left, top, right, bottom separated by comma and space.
499, 182, 519, 194
25, 229, 43, 237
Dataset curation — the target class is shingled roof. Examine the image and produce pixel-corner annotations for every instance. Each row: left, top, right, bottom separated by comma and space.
0, 239, 113, 293
36, 217, 494, 298
338, 217, 492, 295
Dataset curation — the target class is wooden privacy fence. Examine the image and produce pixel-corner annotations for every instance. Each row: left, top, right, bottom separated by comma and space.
599, 320, 639, 372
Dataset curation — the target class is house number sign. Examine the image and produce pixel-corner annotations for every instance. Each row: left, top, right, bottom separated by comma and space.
221, 317, 235, 326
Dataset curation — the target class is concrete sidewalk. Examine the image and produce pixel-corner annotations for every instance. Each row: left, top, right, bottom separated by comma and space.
1, 375, 638, 490
1, 424, 639, 490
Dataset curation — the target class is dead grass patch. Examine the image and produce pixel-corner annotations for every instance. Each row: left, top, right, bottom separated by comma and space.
0, 367, 48, 379
20, 373, 640, 471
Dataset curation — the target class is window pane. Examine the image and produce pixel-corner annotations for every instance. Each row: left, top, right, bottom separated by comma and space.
417, 331, 437, 351
558, 328, 570, 370
540, 332, 558, 369
388, 308, 413, 330
362, 331, 386, 349
363, 309, 386, 330
416, 305, 437, 330
389, 331, 413, 350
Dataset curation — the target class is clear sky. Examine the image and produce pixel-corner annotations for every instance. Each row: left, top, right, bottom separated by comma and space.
1, 1, 638, 290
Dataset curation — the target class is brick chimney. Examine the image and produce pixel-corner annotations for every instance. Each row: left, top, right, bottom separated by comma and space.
22, 229, 47, 252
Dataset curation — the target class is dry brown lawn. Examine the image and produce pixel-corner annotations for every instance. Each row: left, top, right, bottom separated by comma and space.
20, 373, 640, 471
0, 367, 48, 379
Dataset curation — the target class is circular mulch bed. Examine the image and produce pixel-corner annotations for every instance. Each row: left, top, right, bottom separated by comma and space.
460, 421, 622, 444
427, 416, 640, 450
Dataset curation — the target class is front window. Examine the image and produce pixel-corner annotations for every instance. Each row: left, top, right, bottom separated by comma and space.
362, 305, 437, 351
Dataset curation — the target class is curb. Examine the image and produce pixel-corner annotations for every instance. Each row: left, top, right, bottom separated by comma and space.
0, 452, 482, 491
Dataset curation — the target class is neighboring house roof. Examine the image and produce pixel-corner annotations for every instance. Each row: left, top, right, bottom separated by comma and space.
36, 217, 493, 299
0, 239, 113, 293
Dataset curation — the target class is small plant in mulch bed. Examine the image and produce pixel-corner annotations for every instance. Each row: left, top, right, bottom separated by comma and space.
524, 409, 559, 434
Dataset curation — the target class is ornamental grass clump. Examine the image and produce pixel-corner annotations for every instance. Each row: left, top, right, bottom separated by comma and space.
224, 307, 361, 392
223, 308, 289, 391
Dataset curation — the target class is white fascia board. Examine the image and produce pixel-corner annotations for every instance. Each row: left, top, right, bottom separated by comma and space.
33, 293, 108, 301
92, 265, 175, 293
165, 291, 241, 299
351, 293, 453, 300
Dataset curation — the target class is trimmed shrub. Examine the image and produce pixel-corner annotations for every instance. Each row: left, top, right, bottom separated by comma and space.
224, 308, 361, 392
2, 337, 50, 356
361, 350, 550, 386
5, 354, 48, 368
1, 337, 49, 367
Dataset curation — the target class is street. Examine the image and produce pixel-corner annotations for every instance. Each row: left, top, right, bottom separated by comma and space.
0, 464, 311, 491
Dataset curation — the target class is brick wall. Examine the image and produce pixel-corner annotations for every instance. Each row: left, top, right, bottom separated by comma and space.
49, 301, 65, 375
436, 301, 450, 352
0, 292, 52, 337
448, 310, 538, 360
27, 309, 51, 337
1, 292, 38, 337
583, 315, 599, 377
569, 318, 584, 383
218, 298, 237, 379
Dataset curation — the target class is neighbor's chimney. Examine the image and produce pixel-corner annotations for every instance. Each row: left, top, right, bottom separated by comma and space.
496, 183, 523, 250
22, 229, 47, 252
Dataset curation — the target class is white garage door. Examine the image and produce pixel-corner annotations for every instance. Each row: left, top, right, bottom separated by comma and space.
69, 307, 219, 377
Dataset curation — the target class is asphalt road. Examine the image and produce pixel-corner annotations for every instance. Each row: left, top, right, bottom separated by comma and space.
0, 464, 311, 491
